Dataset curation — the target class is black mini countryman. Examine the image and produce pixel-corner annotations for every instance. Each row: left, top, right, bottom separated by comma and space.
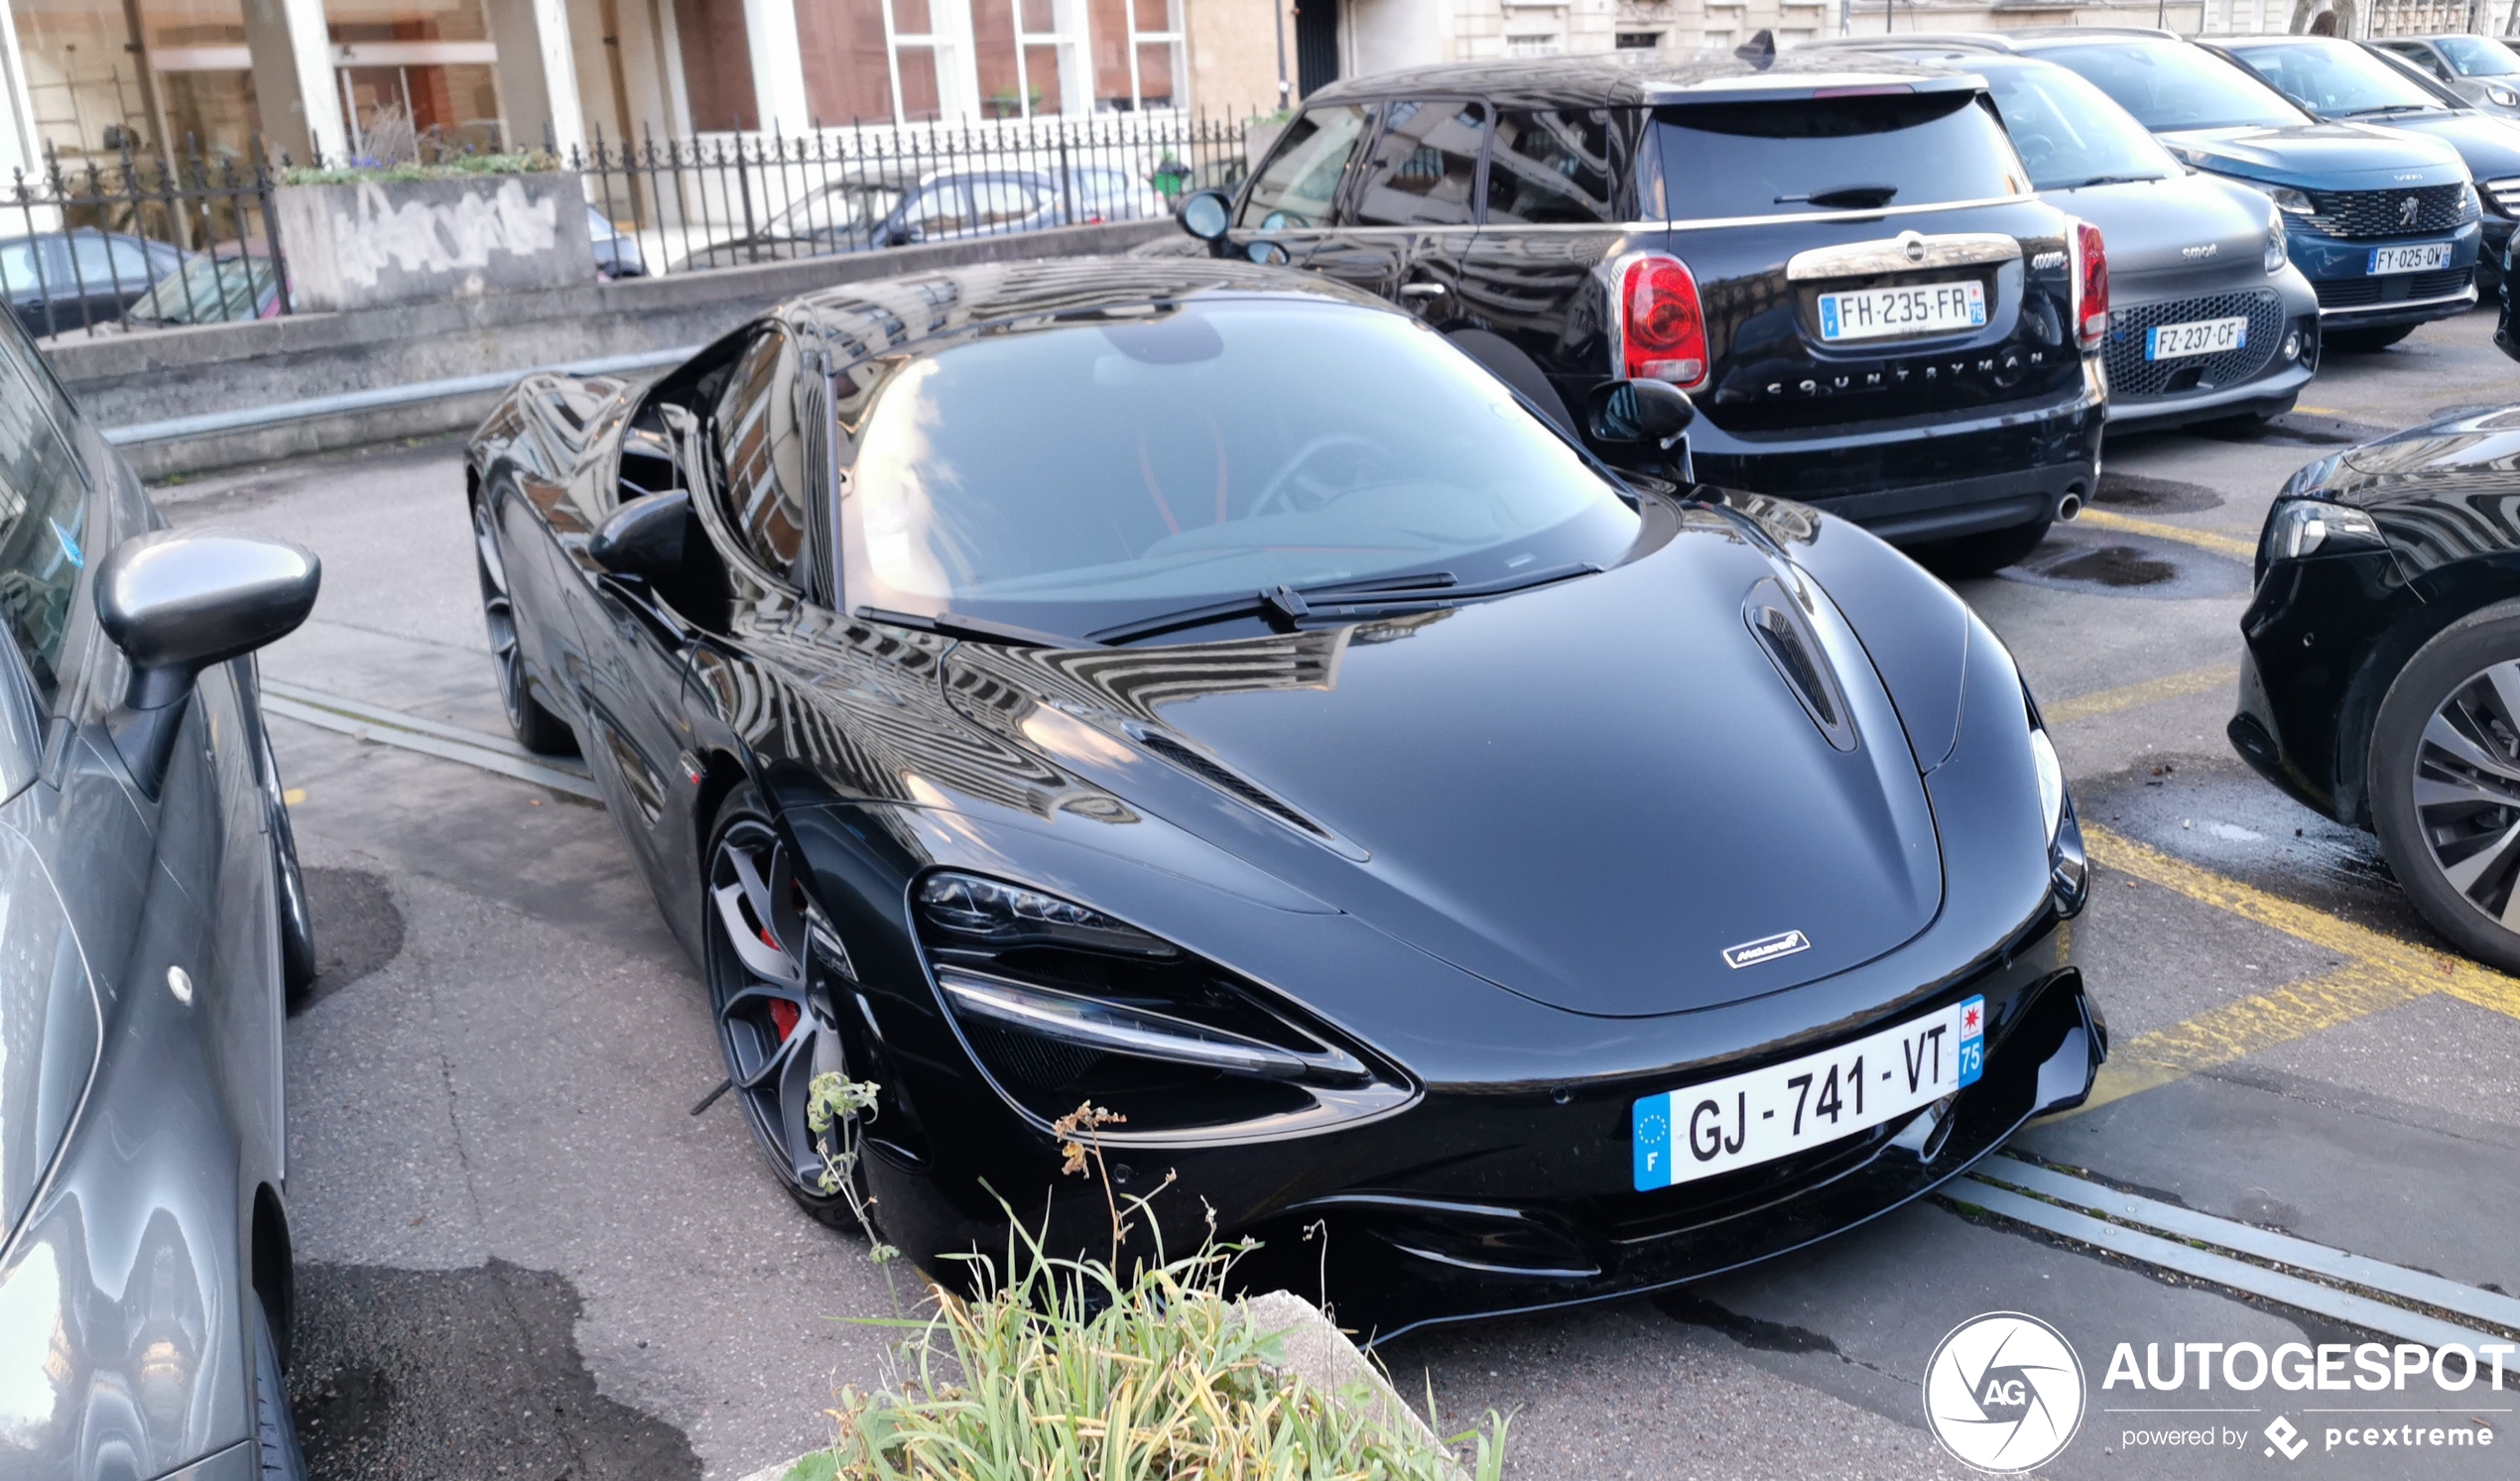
1175, 51, 2109, 574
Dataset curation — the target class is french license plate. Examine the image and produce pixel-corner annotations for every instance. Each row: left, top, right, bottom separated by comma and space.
2369, 242, 2452, 275
1632, 996, 1984, 1190
1817, 282, 1987, 341
2146, 315, 2247, 360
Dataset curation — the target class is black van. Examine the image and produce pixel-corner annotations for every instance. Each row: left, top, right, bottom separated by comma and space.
1176, 51, 2108, 572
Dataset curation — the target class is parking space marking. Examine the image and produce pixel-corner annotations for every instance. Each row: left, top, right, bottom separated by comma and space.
2072, 508, 2256, 562
2043, 664, 2239, 727
2087, 824, 2520, 1021
2055, 825, 2520, 1116
2079, 960, 2420, 1114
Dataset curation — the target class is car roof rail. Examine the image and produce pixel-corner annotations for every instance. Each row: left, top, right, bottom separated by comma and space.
1797, 32, 2017, 54
2000, 24, 2184, 40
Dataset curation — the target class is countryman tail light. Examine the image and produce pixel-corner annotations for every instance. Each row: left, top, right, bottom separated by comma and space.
1619, 254, 1709, 389
2073, 221, 2108, 352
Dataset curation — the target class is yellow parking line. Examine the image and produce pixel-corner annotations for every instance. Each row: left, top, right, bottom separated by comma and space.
2294, 405, 2341, 416
2073, 508, 2258, 562
2054, 825, 2520, 1115
2043, 665, 2239, 727
2073, 961, 2421, 1115
2085, 824, 2520, 1017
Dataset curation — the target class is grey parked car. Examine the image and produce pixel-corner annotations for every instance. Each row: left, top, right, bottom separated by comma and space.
1815, 45, 2322, 430
0, 312, 319, 1477
2368, 33, 2520, 118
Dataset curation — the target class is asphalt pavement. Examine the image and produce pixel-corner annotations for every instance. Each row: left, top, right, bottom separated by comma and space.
156, 307, 2520, 1480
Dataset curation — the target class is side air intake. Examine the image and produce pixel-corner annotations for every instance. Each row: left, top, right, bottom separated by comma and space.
1744, 577, 1858, 753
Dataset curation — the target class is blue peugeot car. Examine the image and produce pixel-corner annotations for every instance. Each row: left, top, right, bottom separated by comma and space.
1870, 30, 2479, 353
2217, 33, 2520, 299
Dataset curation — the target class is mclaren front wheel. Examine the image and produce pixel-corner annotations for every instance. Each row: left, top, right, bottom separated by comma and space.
702, 785, 863, 1230
471, 494, 575, 756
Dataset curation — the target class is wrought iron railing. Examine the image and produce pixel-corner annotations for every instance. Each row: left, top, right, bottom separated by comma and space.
1, 145, 286, 341
570, 113, 1249, 280
0, 112, 1252, 341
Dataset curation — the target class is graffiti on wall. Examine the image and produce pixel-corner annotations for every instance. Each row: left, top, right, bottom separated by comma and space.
329, 178, 561, 290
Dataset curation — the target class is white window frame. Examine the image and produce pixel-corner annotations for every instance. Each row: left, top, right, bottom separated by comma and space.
1010, 0, 1089, 118
882, 0, 980, 124
1124, 0, 1185, 111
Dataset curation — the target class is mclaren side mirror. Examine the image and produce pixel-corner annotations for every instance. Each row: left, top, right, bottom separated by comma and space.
1585, 378, 1698, 444
97, 528, 320, 795
588, 488, 694, 582
1178, 187, 1232, 243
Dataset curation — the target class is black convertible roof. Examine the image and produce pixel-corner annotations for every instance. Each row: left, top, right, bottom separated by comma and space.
1303, 49, 1982, 108
777, 258, 1392, 369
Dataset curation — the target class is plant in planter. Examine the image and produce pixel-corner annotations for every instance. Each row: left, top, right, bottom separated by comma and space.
789, 1074, 1511, 1481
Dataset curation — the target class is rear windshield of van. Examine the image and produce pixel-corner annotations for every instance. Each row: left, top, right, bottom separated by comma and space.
1653, 92, 2029, 222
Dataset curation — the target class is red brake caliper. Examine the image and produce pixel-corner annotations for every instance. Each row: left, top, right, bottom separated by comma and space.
760, 925, 801, 1042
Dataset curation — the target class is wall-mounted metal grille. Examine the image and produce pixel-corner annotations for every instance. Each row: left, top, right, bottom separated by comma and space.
2303, 183, 2470, 239
2103, 288, 2284, 401
2313, 266, 2473, 309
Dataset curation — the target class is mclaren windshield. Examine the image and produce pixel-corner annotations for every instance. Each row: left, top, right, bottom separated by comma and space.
834, 298, 1643, 640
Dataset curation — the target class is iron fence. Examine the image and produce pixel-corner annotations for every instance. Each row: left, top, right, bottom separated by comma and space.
570, 112, 1250, 280
0, 111, 1253, 342
1, 145, 286, 342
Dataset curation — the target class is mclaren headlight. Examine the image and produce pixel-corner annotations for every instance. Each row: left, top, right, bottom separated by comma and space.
913, 870, 1414, 1139
2028, 718, 2087, 915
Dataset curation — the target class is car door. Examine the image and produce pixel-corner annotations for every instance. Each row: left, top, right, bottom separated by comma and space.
967, 175, 1054, 238
1226, 101, 1377, 269
1305, 97, 1488, 321
566, 335, 783, 930
62, 233, 154, 328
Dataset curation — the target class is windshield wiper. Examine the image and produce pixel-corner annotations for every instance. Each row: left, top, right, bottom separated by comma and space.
2051, 173, 2163, 189
854, 606, 1071, 649
1086, 563, 1595, 647
1778, 185, 1898, 209
2342, 103, 2441, 116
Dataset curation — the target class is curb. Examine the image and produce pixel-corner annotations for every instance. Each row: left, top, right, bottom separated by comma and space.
731, 1290, 1462, 1481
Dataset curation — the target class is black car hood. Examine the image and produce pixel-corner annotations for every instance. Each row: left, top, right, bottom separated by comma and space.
2161, 120, 2468, 187
2365, 110, 2520, 182
942, 517, 1946, 1019
2296, 406, 2520, 571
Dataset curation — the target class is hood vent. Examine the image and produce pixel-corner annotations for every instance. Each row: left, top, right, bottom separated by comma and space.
1131, 729, 1348, 843
1744, 577, 1858, 753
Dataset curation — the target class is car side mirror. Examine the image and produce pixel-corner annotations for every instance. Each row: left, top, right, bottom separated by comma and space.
1585, 378, 1698, 444
1178, 188, 1232, 242
97, 528, 319, 795
588, 488, 693, 582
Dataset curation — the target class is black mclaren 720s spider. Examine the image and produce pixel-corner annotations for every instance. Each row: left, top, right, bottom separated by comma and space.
463, 258, 2104, 1338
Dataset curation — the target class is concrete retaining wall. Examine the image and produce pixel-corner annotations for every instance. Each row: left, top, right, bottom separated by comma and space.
50, 216, 1174, 480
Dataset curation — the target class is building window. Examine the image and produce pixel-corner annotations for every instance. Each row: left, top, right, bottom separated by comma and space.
1504, 33, 1563, 56
326, 0, 500, 155
1614, 31, 1662, 48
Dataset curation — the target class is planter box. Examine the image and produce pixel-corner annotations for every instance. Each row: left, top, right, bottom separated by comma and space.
275, 174, 595, 313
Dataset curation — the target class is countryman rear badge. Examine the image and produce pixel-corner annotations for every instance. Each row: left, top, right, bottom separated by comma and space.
1722, 929, 1813, 969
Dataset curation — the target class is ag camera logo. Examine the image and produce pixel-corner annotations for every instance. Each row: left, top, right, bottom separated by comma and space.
1924, 1312, 2087, 1471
